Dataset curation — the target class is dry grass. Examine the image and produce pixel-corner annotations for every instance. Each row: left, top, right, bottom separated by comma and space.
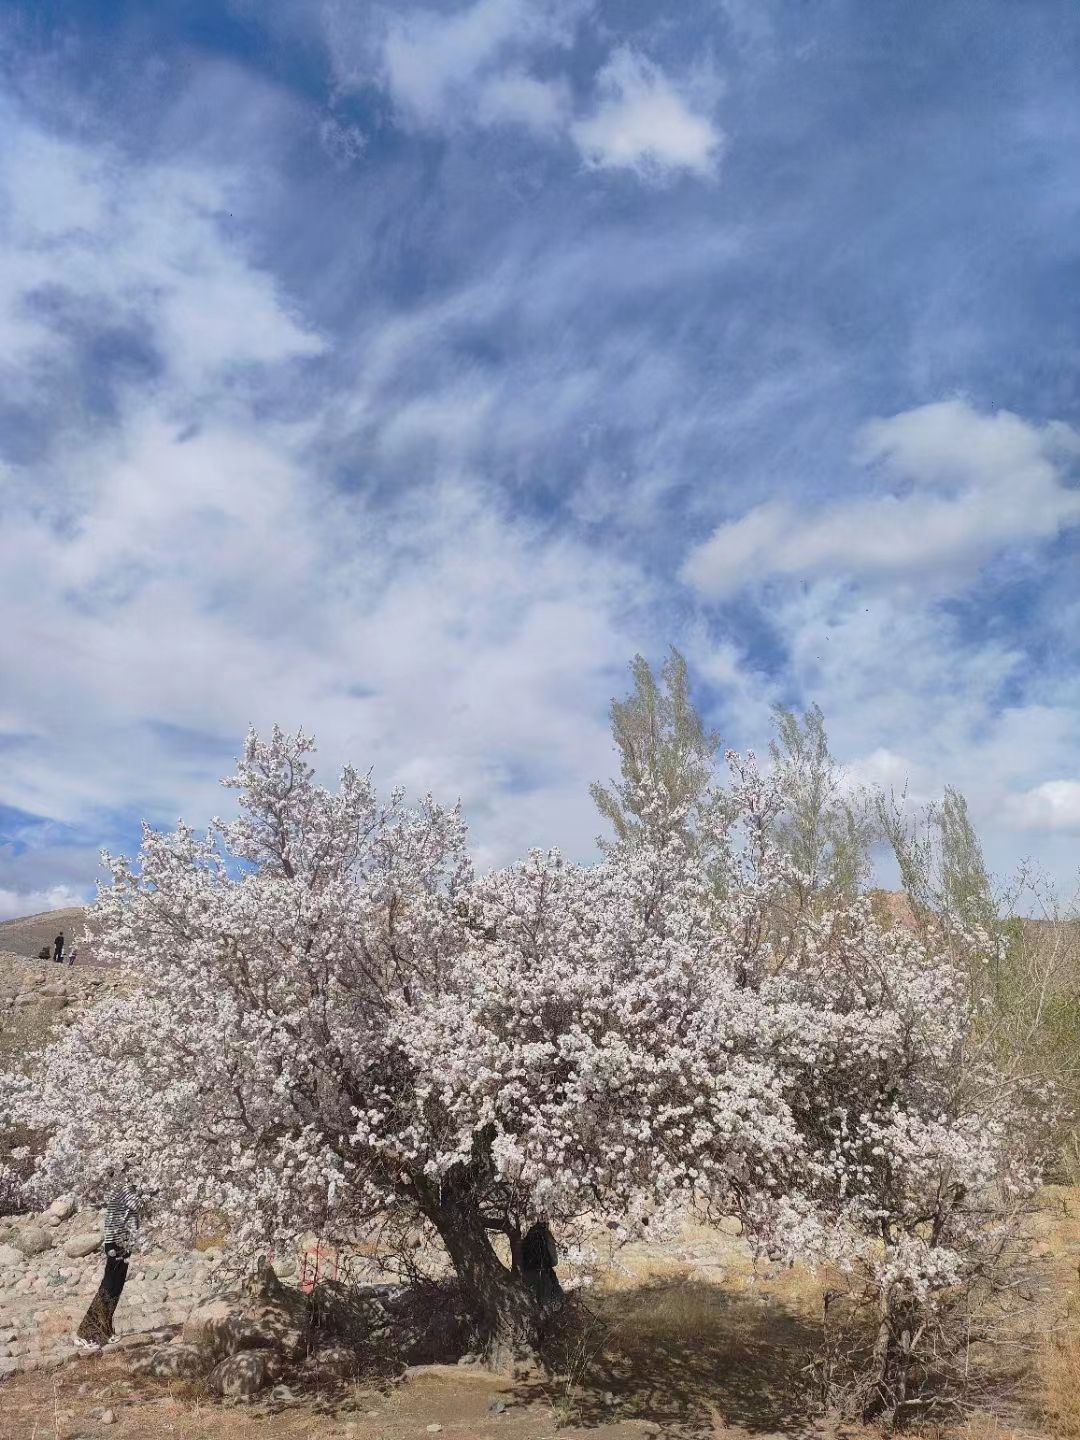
518, 1257, 836, 1435
1035, 1324, 1080, 1439
1024, 1186, 1080, 1439
187, 1206, 234, 1252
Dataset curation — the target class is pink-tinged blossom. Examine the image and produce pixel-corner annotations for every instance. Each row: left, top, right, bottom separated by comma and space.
0, 729, 1044, 1356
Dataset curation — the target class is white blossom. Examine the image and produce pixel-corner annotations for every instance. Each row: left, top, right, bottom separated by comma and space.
0, 728, 1044, 1350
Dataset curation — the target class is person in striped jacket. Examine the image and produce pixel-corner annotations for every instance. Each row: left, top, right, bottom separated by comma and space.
74, 1181, 142, 1348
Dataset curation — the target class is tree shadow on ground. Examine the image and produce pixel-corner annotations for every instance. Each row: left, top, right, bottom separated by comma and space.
309, 1275, 472, 1376
528, 1278, 824, 1436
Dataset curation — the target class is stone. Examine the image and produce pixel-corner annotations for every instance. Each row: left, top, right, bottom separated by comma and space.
690, 1264, 727, 1285
718, 1215, 743, 1236
133, 1343, 210, 1379
426, 1427, 443, 1434
308, 1344, 357, 1381
208, 1347, 281, 1399
14, 1226, 52, 1256
47, 1195, 77, 1222
488, 1397, 507, 1414
0, 1243, 25, 1269
14, 991, 38, 1005
184, 1275, 308, 1362
100, 1409, 116, 1424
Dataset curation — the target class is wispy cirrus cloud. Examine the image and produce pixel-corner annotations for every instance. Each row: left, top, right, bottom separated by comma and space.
1, 0, 1079, 919
0, 88, 656, 890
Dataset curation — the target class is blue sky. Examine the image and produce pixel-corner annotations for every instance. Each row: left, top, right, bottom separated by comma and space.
1, 0, 1079, 917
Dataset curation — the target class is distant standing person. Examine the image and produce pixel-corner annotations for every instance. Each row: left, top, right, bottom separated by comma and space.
74, 1181, 142, 1349
52, 930, 64, 963
67, 946, 78, 968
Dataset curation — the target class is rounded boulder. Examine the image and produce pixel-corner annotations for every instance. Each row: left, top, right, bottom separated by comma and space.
64, 1233, 103, 1259
208, 1348, 282, 1399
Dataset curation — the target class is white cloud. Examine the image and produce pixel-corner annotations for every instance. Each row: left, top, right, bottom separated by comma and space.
474, 69, 571, 132
371, 0, 575, 135
0, 424, 648, 859
0, 105, 323, 396
0, 885, 87, 923
1006, 780, 1080, 833
319, 6, 723, 181
318, 114, 368, 166
682, 401, 1080, 597
384, 0, 526, 117
842, 747, 940, 811
571, 48, 723, 179
0, 100, 657, 880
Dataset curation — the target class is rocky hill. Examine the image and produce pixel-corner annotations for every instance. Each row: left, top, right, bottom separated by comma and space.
0, 950, 125, 1073
0, 906, 102, 967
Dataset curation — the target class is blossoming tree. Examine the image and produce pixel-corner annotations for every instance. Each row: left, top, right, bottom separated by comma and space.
2, 727, 1042, 1396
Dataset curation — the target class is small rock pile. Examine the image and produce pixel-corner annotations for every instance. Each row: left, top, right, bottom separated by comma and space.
133, 1264, 441, 1399
0, 952, 129, 1068
0, 951, 124, 1008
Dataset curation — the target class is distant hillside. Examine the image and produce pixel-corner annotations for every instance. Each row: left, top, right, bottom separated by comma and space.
0, 907, 103, 967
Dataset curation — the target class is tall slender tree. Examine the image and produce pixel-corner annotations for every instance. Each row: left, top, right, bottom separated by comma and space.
590, 648, 721, 853
768, 702, 877, 910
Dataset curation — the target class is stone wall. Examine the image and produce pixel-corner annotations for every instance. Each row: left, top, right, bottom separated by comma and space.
0, 1200, 226, 1376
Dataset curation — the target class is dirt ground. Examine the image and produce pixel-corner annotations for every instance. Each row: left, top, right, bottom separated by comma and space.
3, 1200, 1077, 1440
0, 1320, 850, 1440
0, 1229, 865, 1440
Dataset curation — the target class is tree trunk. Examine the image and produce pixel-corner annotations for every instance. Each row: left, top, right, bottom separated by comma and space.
860, 1288, 919, 1424
861, 1313, 893, 1421
421, 1186, 542, 1373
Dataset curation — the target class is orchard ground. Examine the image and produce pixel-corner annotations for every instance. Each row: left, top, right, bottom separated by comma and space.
2, 1199, 1080, 1440
3, 1128, 1080, 1440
